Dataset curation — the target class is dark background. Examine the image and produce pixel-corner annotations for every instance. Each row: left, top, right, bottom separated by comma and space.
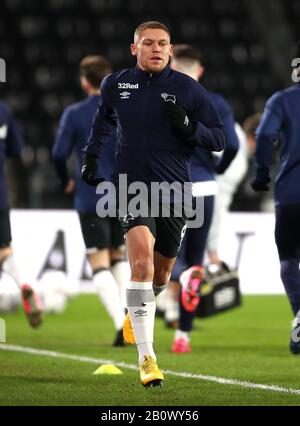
0, 0, 298, 209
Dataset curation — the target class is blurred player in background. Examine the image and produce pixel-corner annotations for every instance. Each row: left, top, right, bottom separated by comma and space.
230, 113, 265, 212
52, 56, 127, 347
251, 42, 300, 355
206, 122, 248, 266
0, 101, 42, 327
167, 44, 239, 353
82, 22, 226, 386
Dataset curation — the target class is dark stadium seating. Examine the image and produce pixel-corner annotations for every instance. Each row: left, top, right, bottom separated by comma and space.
0, 0, 285, 207
283, 0, 300, 40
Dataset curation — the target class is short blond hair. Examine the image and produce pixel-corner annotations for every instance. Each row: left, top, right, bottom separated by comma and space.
134, 21, 170, 42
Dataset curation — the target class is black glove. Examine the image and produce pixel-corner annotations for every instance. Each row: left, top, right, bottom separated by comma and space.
81, 153, 104, 186
215, 163, 226, 175
250, 179, 270, 192
163, 101, 195, 139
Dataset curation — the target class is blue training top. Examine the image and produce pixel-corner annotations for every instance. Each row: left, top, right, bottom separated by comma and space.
84, 65, 226, 186
52, 95, 117, 214
0, 101, 23, 210
190, 91, 239, 182
254, 83, 300, 205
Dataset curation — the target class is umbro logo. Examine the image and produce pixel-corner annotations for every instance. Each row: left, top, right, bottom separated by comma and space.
120, 91, 130, 100
134, 309, 147, 317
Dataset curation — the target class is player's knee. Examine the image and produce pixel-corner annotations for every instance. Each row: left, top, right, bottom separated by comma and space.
0, 246, 13, 263
131, 257, 154, 281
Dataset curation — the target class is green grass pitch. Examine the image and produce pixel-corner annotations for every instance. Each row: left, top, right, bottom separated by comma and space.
0, 294, 300, 406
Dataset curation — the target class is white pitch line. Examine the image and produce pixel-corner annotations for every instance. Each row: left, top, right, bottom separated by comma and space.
1, 344, 300, 396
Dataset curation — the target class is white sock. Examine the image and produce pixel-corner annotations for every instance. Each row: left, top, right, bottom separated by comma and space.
1, 254, 22, 288
175, 329, 190, 342
93, 269, 125, 331
110, 260, 130, 310
155, 290, 167, 313
126, 281, 156, 366
137, 343, 156, 364
153, 283, 168, 314
164, 286, 179, 323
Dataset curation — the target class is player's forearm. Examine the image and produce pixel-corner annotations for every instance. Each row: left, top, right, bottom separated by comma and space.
215, 120, 239, 173
215, 147, 237, 174
254, 100, 282, 182
254, 134, 275, 182
189, 122, 227, 152
83, 106, 115, 157
53, 158, 69, 187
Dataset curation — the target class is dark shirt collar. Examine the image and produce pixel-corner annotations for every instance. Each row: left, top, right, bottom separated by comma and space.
133, 64, 171, 81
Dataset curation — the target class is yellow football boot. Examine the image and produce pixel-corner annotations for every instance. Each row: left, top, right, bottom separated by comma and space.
140, 355, 164, 387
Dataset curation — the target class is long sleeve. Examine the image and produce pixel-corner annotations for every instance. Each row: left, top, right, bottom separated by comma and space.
254, 92, 284, 183
52, 107, 75, 186
186, 84, 227, 152
6, 110, 24, 157
214, 100, 239, 174
83, 76, 117, 157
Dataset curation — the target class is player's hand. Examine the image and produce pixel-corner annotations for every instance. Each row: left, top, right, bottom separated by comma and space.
250, 179, 270, 192
81, 153, 104, 186
163, 101, 195, 139
64, 179, 75, 194
214, 164, 226, 175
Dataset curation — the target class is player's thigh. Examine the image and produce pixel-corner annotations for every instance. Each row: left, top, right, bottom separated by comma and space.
109, 217, 125, 251
154, 208, 187, 259
118, 192, 156, 273
275, 204, 300, 260
109, 217, 126, 262
79, 213, 110, 251
125, 222, 156, 267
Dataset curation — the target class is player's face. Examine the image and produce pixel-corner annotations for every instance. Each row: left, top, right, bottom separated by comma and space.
131, 28, 173, 73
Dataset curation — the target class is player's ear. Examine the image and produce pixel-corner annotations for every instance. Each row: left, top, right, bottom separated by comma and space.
197, 65, 205, 80
130, 43, 137, 57
80, 76, 89, 93
169, 44, 173, 57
